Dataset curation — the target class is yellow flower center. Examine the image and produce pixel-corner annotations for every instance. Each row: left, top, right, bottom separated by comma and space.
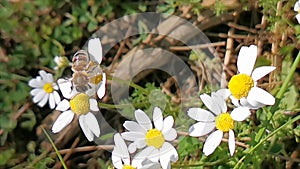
70, 93, 90, 115
89, 74, 102, 84
122, 165, 136, 169
228, 74, 254, 100
43, 83, 54, 93
215, 113, 234, 132
145, 129, 165, 149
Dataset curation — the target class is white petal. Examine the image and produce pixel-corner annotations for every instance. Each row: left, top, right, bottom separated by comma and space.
230, 107, 251, 121
30, 88, 42, 96
135, 146, 156, 162
212, 94, 227, 113
162, 116, 174, 133
128, 143, 137, 153
189, 122, 215, 137
237, 45, 257, 75
28, 78, 44, 88
228, 130, 235, 156
136, 139, 147, 149
56, 99, 70, 111
200, 94, 221, 115
39, 70, 48, 81
97, 73, 106, 99
33, 91, 46, 103
49, 93, 55, 109
137, 161, 160, 169
135, 109, 152, 131
247, 87, 275, 106
230, 96, 240, 107
89, 99, 99, 111
296, 14, 300, 24
113, 133, 130, 162
160, 142, 178, 162
57, 78, 73, 99
123, 121, 146, 133
121, 132, 145, 142
84, 113, 100, 137
111, 154, 123, 169
79, 115, 94, 141
251, 66, 276, 81
53, 91, 61, 105
203, 130, 223, 156
88, 38, 103, 64
163, 128, 177, 141
153, 107, 163, 131
294, 1, 300, 11
214, 88, 231, 99
52, 110, 74, 133
187, 108, 215, 122
37, 94, 49, 107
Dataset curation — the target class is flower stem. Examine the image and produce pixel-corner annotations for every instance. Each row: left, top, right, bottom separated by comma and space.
233, 114, 300, 169
41, 126, 67, 169
276, 51, 300, 99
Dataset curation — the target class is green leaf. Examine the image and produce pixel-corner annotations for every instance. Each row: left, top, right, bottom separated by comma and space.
0, 148, 15, 166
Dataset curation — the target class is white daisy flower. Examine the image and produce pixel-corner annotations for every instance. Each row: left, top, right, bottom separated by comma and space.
188, 89, 251, 156
51, 92, 100, 141
294, 0, 300, 24
227, 45, 276, 109
121, 107, 178, 169
112, 133, 160, 169
28, 70, 61, 109
54, 56, 70, 70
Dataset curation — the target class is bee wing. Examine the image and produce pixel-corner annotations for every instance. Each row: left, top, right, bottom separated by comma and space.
88, 38, 103, 64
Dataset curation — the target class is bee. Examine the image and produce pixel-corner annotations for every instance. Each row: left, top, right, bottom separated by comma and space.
58, 38, 106, 99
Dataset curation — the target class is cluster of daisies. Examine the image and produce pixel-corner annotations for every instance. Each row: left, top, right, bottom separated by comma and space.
29, 39, 276, 169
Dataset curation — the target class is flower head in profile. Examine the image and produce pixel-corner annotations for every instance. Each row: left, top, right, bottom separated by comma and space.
54, 56, 70, 70
121, 107, 178, 169
112, 133, 160, 169
227, 45, 276, 109
188, 89, 251, 156
28, 70, 61, 109
294, 0, 300, 24
52, 92, 100, 141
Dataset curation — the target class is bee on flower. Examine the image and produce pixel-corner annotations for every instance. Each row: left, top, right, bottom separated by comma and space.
28, 70, 61, 109
187, 89, 251, 156
58, 38, 106, 99
227, 45, 276, 109
121, 107, 178, 169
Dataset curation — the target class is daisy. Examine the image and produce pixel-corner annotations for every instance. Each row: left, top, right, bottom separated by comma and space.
227, 45, 276, 109
51, 92, 100, 141
54, 56, 70, 70
294, 0, 300, 24
121, 107, 178, 169
188, 89, 251, 156
112, 133, 160, 169
28, 70, 61, 109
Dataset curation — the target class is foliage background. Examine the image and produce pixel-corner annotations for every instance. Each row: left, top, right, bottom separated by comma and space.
0, 0, 299, 168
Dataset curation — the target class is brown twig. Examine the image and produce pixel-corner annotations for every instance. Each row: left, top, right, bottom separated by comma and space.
169, 41, 226, 51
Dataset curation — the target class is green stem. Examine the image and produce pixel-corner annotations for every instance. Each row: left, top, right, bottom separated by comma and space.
106, 74, 148, 94
276, 51, 300, 99
41, 126, 68, 169
233, 114, 300, 169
